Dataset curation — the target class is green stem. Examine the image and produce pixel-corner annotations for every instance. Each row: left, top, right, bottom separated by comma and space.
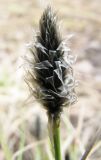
53, 123, 61, 160
48, 115, 62, 160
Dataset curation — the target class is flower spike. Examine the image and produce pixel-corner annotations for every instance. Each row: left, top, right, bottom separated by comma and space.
26, 6, 77, 118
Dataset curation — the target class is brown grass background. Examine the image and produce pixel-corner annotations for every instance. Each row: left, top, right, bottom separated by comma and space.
0, 0, 101, 160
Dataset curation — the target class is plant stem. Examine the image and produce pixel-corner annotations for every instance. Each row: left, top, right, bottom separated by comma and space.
53, 123, 62, 160
48, 115, 62, 160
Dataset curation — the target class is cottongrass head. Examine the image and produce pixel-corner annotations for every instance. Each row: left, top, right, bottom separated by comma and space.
26, 7, 77, 119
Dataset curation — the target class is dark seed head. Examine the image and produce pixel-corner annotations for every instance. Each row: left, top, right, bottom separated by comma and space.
26, 7, 77, 117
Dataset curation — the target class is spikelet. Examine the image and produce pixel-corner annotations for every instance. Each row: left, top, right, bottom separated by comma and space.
26, 7, 77, 118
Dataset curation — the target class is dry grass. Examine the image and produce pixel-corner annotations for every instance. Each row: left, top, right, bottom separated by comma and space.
0, 0, 101, 160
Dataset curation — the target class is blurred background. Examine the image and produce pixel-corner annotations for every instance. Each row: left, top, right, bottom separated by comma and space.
0, 0, 101, 160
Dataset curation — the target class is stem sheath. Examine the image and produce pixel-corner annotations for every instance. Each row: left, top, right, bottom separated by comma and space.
53, 123, 61, 160
48, 115, 62, 160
